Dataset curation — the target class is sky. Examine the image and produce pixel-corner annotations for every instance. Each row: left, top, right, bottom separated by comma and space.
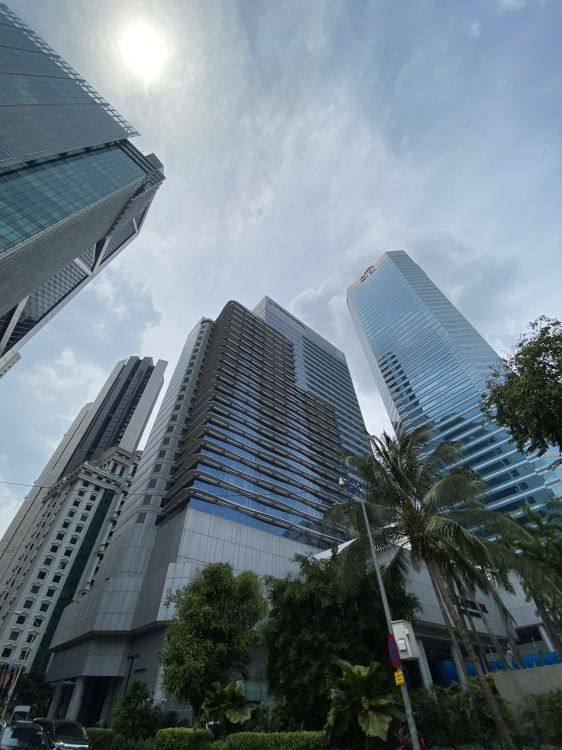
0, 0, 561, 535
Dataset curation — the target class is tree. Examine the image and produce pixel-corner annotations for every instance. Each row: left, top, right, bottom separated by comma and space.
112, 681, 161, 740
499, 502, 562, 653
483, 316, 562, 462
160, 562, 266, 717
199, 680, 254, 736
333, 428, 526, 750
325, 660, 403, 749
262, 553, 418, 730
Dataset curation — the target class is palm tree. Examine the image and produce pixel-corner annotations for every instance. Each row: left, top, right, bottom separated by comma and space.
331, 427, 526, 750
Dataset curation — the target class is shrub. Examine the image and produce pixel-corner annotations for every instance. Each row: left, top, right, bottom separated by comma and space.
86, 728, 114, 750
155, 728, 213, 750
225, 731, 326, 750
112, 681, 162, 740
519, 689, 562, 746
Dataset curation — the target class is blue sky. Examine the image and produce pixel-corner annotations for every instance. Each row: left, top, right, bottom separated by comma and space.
0, 0, 561, 534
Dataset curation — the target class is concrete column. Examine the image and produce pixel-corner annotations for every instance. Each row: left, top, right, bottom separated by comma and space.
47, 684, 64, 719
65, 677, 87, 721
99, 680, 117, 726
416, 640, 434, 689
451, 645, 467, 685
538, 624, 555, 653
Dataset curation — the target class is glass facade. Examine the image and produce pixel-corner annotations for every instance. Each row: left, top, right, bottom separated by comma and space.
347, 250, 561, 517
0, 146, 146, 254
163, 300, 368, 548
0, 4, 164, 376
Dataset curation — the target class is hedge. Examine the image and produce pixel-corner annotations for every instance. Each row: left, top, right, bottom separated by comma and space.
155, 728, 213, 750
86, 728, 115, 750
225, 731, 326, 750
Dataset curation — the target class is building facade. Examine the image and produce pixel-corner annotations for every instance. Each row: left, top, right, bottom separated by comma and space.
0, 356, 167, 658
347, 250, 561, 518
46, 298, 370, 723
0, 3, 165, 375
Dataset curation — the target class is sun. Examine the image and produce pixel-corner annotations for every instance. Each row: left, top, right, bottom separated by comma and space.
119, 22, 169, 84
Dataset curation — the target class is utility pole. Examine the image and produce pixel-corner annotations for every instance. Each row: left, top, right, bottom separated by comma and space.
338, 477, 421, 750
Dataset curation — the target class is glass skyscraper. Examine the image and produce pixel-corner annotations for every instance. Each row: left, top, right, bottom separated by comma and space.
45, 298, 370, 724
347, 250, 561, 517
0, 3, 164, 374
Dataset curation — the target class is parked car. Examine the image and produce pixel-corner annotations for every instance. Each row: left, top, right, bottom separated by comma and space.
32, 720, 89, 750
0, 721, 50, 749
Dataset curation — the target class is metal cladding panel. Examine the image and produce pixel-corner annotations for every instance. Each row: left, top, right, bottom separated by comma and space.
0, 180, 142, 317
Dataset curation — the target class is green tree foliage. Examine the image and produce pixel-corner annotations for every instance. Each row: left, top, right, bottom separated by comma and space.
519, 688, 562, 746
11, 670, 53, 716
500, 503, 562, 653
333, 428, 526, 750
483, 316, 562, 461
262, 553, 418, 730
325, 659, 403, 747
199, 681, 254, 736
160, 563, 266, 717
112, 681, 161, 740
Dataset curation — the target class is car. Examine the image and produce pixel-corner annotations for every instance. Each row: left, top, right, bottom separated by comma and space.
0, 721, 50, 749
32, 719, 89, 750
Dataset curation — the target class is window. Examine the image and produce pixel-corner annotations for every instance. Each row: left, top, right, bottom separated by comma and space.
26, 633, 36, 644
72, 500, 80, 507
77, 490, 85, 497
33, 618, 43, 628
154, 464, 162, 472
15, 615, 25, 625
62, 521, 70, 529
70, 537, 78, 545
90, 494, 97, 501
30, 584, 40, 594
64, 549, 73, 558
43, 557, 53, 566
46, 588, 55, 597
58, 561, 67, 570
23, 599, 33, 609
85, 505, 92, 512
80, 514, 88, 522
8, 631, 20, 641
82, 481, 89, 488
68, 510, 75, 518
148, 479, 157, 488
56, 533, 64, 541
19, 649, 29, 661
1, 648, 12, 658
136, 513, 146, 524
52, 574, 62, 584
37, 571, 46, 580
158, 451, 166, 458
76, 525, 83, 533
49, 545, 59, 554
39, 603, 49, 612
142, 496, 152, 506
163, 438, 170, 445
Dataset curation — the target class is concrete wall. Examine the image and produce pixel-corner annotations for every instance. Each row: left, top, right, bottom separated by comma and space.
492, 662, 562, 710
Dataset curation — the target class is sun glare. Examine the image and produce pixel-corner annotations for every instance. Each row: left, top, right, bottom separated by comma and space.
119, 22, 169, 84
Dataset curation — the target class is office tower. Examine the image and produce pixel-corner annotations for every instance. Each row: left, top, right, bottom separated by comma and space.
0, 447, 142, 674
0, 356, 167, 637
46, 298, 370, 724
347, 250, 561, 516
0, 3, 165, 375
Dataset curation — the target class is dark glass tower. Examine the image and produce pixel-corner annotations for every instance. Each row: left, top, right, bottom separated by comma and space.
46, 298, 370, 724
0, 3, 164, 374
347, 250, 561, 517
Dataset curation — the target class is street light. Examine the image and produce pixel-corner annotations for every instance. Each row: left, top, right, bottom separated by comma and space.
338, 476, 421, 750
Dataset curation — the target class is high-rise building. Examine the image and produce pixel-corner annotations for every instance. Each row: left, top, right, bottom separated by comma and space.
45, 298, 370, 724
347, 250, 561, 517
0, 356, 167, 626
0, 3, 165, 375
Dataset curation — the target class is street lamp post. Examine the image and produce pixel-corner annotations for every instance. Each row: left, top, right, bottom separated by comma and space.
338, 476, 421, 750
125, 654, 140, 690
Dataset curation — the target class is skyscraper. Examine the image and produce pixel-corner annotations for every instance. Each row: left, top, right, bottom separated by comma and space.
45, 298, 370, 724
347, 250, 561, 517
0, 356, 167, 617
0, 3, 165, 375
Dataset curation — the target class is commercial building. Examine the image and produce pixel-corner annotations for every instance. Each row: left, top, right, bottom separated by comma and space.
46, 298, 370, 723
347, 250, 561, 518
0, 357, 166, 671
0, 3, 165, 375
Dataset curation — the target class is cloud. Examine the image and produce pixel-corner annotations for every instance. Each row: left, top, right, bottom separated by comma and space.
468, 20, 482, 38
499, 0, 527, 10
